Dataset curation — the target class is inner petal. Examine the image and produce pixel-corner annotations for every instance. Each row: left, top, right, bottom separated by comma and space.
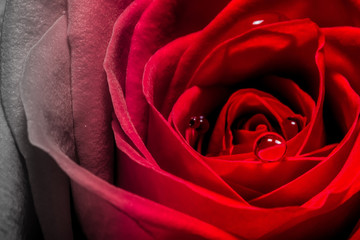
207, 89, 305, 156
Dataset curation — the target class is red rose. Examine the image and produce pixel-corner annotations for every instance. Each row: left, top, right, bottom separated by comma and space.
5, 0, 360, 239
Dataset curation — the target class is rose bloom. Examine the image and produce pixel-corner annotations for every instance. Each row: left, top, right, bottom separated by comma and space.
2, 0, 360, 239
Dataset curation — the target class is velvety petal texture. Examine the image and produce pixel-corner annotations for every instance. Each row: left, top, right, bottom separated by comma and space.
0, 1, 33, 239
1, 1, 71, 239
104, 0, 360, 238
67, 0, 133, 182
4, 0, 360, 239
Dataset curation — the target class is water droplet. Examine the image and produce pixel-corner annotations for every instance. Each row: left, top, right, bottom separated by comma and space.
282, 117, 300, 140
254, 132, 286, 162
249, 13, 288, 28
189, 116, 200, 128
189, 116, 209, 133
252, 19, 264, 25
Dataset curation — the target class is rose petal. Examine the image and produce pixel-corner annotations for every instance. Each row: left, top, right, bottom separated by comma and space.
250, 72, 360, 207
0, 2, 37, 239
207, 89, 298, 155
262, 193, 360, 239
105, 141, 360, 239
350, 219, 360, 240
258, 76, 315, 121
170, 81, 314, 157
304, 81, 360, 205
189, 20, 321, 91
148, 105, 245, 201
143, 33, 199, 116
25, 120, 238, 239
204, 157, 321, 200
300, 143, 337, 157
67, 0, 132, 182
105, 0, 160, 167
170, 86, 230, 136
0, 100, 38, 239
183, 20, 327, 156
20, 27, 238, 237
0, 0, 5, 24
165, 0, 358, 107
1, 1, 72, 239
323, 27, 360, 95
71, 180, 239, 240
18, 15, 74, 239
174, 0, 360, 82
125, 0, 230, 139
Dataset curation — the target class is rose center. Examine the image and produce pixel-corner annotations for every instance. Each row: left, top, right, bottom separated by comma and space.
184, 88, 306, 160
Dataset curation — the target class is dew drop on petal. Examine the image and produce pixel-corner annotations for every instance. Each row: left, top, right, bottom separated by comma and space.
189, 116, 209, 133
254, 133, 286, 162
198, 116, 210, 133
282, 117, 300, 140
189, 116, 200, 128
249, 13, 288, 28
252, 19, 264, 25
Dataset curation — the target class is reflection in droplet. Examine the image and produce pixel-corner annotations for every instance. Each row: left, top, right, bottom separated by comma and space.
248, 13, 288, 29
254, 132, 286, 162
252, 19, 264, 25
189, 116, 209, 133
189, 116, 200, 128
283, 117, 300, 140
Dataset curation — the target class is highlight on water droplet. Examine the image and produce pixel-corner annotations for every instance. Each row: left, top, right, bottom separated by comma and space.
282, 117, 300, 140
189, 116, 201, 128
188, 115, 209, 133
247, 13, 288, 29
253, 132, 287, 162
252, 19, 264, 25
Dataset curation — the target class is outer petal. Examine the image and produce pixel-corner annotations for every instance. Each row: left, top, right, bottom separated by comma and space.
67, 0, 133, 182
322, 27, 360, 95
20, 17, 238, 240
161, 0, 360, 115
0, 99, 39, 239
350, 220, 360, 240
0, 1, 38, 239
104, 0, 159, 168
1, 1, 71, 239
125, 0, 231, 139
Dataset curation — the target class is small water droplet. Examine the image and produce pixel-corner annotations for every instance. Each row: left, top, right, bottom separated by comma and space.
254, 132, 286, 162
189, 116, 209, 133
189, 116, 200, 128
282, 117, 300, 140
252, 19, 264, 25
248, 13, 288, 28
